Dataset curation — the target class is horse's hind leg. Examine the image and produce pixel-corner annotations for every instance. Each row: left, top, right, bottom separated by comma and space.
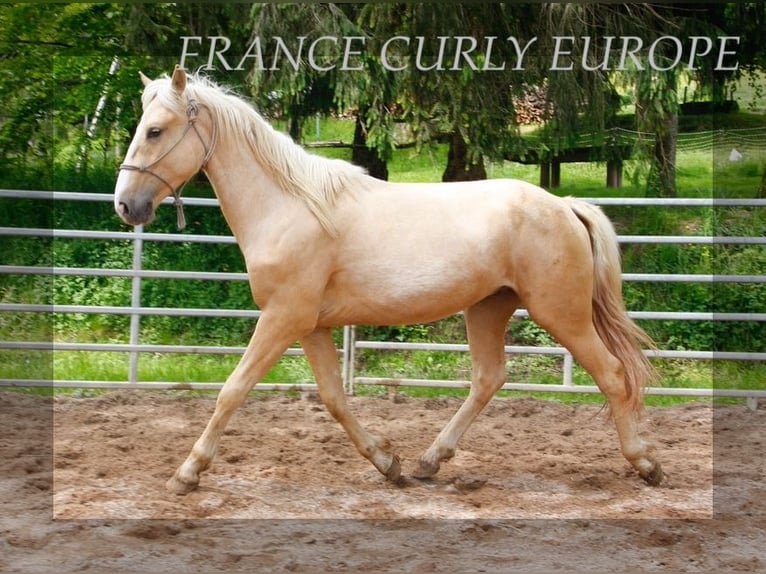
526, 294, 663, 485
301, 328, 401, 481
413, 289, 518, 479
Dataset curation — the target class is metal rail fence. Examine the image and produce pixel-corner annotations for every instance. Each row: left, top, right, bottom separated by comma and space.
1, 189, 765, 407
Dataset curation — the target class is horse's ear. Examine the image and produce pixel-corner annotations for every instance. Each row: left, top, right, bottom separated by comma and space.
139, 71, 152, 87
171, 65, 187, 93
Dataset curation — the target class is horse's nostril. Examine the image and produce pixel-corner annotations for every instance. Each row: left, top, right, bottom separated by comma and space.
118, 202, 130, 217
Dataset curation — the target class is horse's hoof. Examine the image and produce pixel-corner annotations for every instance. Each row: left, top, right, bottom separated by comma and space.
166, 474, 198, 495
411, 458, 440, 480
385, 454, 402, 482
640, 462, 664, 487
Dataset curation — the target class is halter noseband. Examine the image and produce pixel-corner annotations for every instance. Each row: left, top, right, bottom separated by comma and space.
118, 99, 217, 230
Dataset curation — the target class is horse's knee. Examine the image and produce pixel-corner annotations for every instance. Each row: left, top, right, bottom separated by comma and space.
216, 383, 249, 412
472, 367, 506, 400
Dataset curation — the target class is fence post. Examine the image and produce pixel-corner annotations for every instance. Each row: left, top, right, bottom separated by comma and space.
551, 160, 561, 188
128, 225, 144, 387
342, 325, 356, 395
540, 162, 551, 189
563, 351, 574, 387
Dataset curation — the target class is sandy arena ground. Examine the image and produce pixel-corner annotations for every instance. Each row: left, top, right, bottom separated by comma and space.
2, 389, 764, 572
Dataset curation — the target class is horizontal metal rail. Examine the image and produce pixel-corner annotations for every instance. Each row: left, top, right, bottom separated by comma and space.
4, 265, 765, 284
2, 303, 764, 324
352, 340, 766, 361
2, 188, 766, 207
0, 303, 261, 318
0, 226, 238, 244
353, 377, 766, 399
0, 189, 219, 206
4, 226, 766, 246
4, 338, 759, 361
0, 265, 248, 281
0, 379, 319, 392
0, 377, 763, 401
0, 340, 304, 355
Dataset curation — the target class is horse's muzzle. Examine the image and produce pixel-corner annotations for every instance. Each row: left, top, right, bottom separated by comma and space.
115, 196, 155, 226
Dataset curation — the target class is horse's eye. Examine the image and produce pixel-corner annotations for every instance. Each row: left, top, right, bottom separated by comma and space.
147, 127, 162, 139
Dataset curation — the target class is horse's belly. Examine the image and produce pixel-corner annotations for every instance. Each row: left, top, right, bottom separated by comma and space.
317, 292, 476, 327
317, 263, 503, 327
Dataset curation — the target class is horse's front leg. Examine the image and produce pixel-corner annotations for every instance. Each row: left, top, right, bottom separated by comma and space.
414, 291, 517, 479
300, 328, 401, 482
166, 312, 307, 495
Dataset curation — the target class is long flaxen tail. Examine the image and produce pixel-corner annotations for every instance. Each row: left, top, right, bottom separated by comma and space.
565, 197, 658, 415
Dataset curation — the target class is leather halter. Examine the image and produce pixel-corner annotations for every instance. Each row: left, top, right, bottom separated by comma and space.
118, 99, 217, 229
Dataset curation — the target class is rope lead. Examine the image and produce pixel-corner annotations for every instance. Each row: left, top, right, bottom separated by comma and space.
173, 192, 187, 230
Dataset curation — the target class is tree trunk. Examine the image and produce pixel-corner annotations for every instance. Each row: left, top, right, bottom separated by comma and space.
442, 132, 487, 182
351, 112, 388, 181
652, 110, 678, 197
288, 116, 302, 143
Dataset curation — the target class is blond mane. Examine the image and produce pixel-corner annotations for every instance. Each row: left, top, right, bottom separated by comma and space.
143, 73, 366, 236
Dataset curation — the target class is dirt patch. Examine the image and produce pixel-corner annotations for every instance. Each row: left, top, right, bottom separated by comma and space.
2, 390, 764, 572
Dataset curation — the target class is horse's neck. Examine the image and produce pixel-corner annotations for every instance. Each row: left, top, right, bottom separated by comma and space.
202, 138, 308, 247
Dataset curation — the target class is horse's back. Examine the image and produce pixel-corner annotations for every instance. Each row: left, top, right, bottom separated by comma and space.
340, 177, 589, 270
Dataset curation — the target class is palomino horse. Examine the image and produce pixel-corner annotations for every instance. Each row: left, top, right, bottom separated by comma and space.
115, 66, 663, 495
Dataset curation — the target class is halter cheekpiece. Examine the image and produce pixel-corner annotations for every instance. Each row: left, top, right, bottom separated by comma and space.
118, 98, 217, 230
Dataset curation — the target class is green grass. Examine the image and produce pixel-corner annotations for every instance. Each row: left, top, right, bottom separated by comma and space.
43, 351, 314, 386
6, 345, 721, 408
7, 343, 754, 409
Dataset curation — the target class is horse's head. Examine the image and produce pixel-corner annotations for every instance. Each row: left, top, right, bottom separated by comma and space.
114, 66, 215, 228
